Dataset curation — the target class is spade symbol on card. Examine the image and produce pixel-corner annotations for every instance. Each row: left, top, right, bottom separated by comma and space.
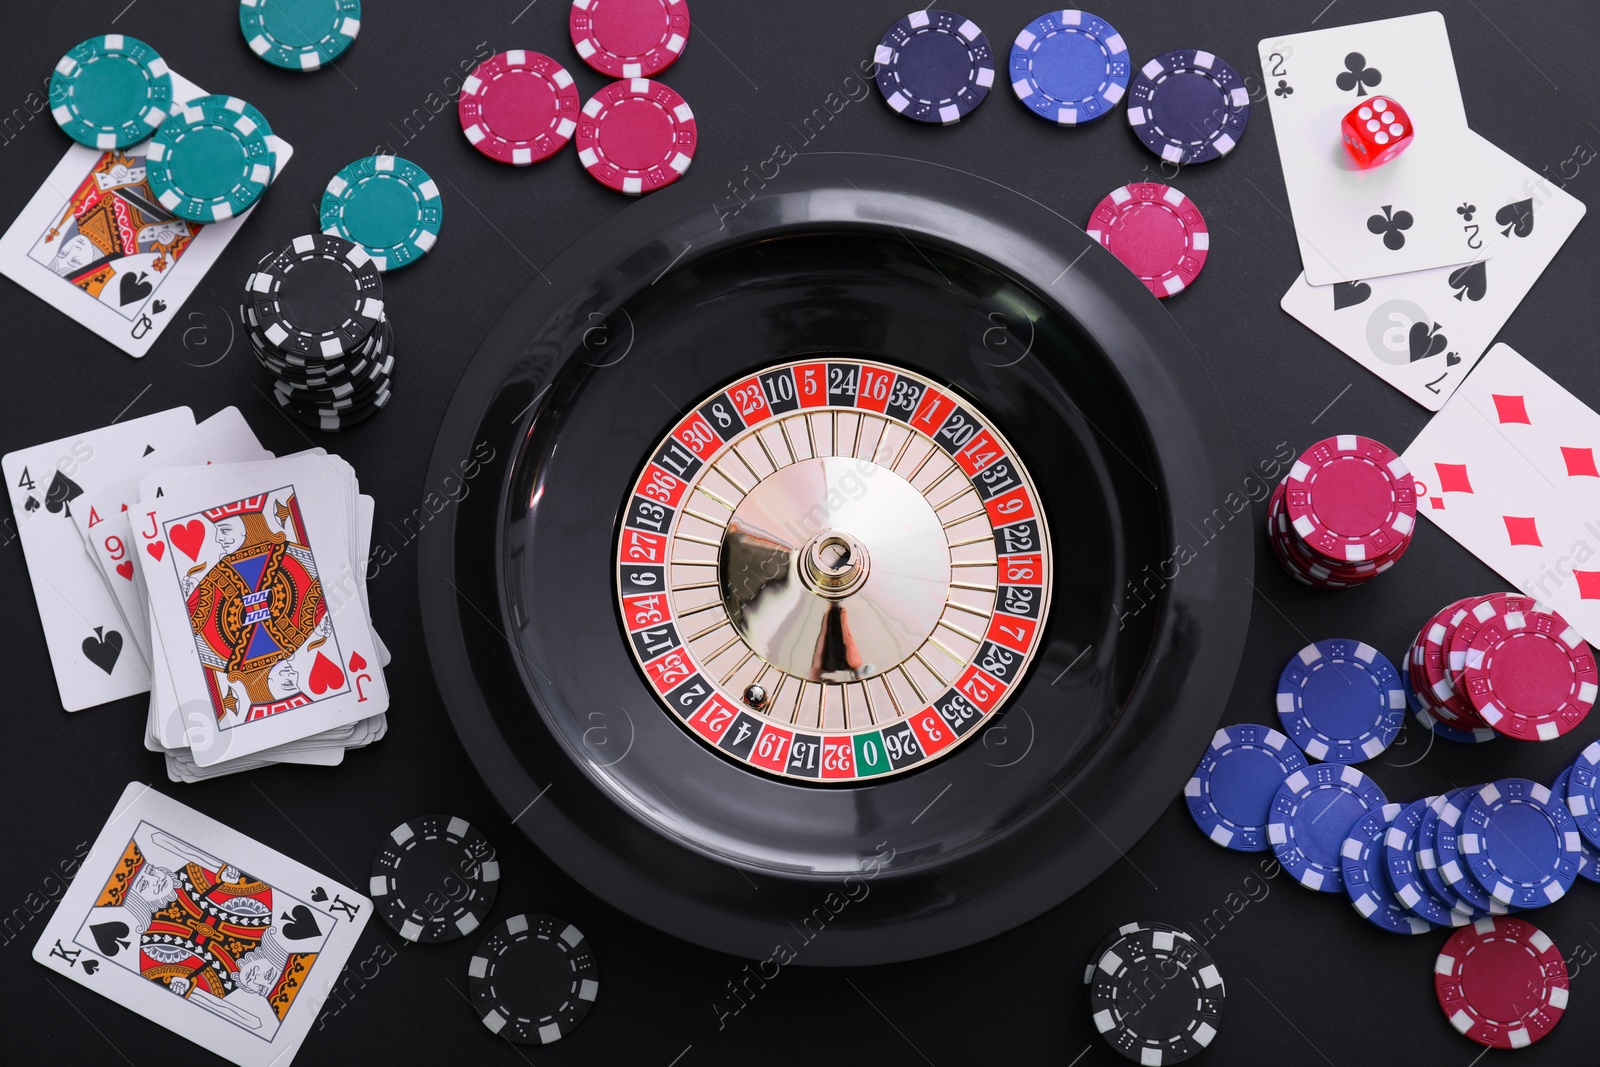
143, 444, 156, 457
151, 300, 166, 316
90, 921, 131, 956
1335, 53, 1381, 96
1448, 261, 1488, 302
44, 470, 83, 515
82, 627, 123, 675
1496, 199, 1534, 239
81, 959, 99, 975
1332, 281, 1371, 310
311, 887, 329, 903
118, 272, 153, 307
280, 905, 322, 941
1408, 321, 1449, 362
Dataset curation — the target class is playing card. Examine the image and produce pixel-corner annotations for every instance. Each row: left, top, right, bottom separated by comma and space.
0, 71, 292, 358
1281, 131, 1587, 409
32, 783, 370, 1067
3, 407, 195, 709
1403, 343, 1600, 645
136, 453, 389, 765
1259, 11, 1495, 285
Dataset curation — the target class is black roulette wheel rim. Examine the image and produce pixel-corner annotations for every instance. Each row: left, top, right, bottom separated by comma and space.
419, 152, 1251, 965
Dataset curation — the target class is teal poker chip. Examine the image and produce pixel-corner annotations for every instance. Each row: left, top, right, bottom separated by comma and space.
49, 35, 173, 149
319, 155, 442, 271
147, 95, 275, 222
239, 0, 362, 71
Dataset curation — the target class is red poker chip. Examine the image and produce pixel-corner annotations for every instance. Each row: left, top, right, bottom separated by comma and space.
459, 51, 581, 166
1266, 481, 1401, 588
575, 78, 697, 195
1283, 435, 1416, 564
570, 0, 690, 78
1086, 182, 1208, 298
1411, 597, 1481, 725
1461, 602, 1597, 741
1435, 917, 1568, 1049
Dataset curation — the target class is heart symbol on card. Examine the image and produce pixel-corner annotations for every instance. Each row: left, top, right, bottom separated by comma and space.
115, 560, 135, 582
310, 887, 329, 903
90, 920, 130, 956
308, 651, 345, 695
348, 651, 367, 673
170, 520, 206, 561
280, 904, 322, 941
146, 540, 166, 562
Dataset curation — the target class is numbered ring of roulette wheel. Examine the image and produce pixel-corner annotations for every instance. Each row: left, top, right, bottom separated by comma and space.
417, 153, 1251, 965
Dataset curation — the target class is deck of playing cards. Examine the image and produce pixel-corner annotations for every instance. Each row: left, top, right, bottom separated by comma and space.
3, 407, 389, 780
1260, 12, 1585, 409
33, 783, 373, 1067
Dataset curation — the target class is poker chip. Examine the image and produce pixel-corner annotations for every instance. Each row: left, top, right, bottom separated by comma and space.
1444, 593, 1524, 687
1434, 917, 1568, 1049
1086, 183, 1208, 298
146, 95, 275, 223
239, 0, 361, 72
1415, 794, 1487, 920
1086, 923, 1223, 1064
275, 353, 393, 409
371, 815, 499, 943
49, 35, 172, 150
279, 390, 391, 432
570, 0, 690, 78
1268, 763, 1387, 892
1412, 699, 1497, 744
1434, 787, 1512, 918
459, 51, 581, 166
1552, 766, 1600, 883
1282, 435, 1416, 564
1461, 778, 1581, 909
469, 914, 600, 1044
1460, 601, 1596, 741
248, 234, 384, 358
1184, 723, 1307, 851
575, 79, 697, 194
1083, 919, 1176, 985
1127, 49, 1249, 164
320, 155, 443, 271
1411, 597, 1486, 727
1340, 803, 1433, 935
1007, 10, 1128, 126
873, 9, 995, 124
1275, 638, 1405, 763
1383, 798, 1470, 928
1562, 741, 1600, 847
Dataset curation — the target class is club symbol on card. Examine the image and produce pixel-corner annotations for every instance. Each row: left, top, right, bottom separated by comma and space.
280, 904, 322, 941
90, 920, 131, 956
1368, 205, 1414, 250
82, 626, 123, 675
1335, 53, 1381, 96
44, 469, 83, 516
1456, 203, 1476, 222
1496, 198, 1535, 239
1332, 280, 1371, 309
23, 496, 39, 512
118, 271, 153, 307
1448, 261, 1488, 302
1273, 78, 1293, 98
1408, 321, 1449, 362
170, 519, 206, 561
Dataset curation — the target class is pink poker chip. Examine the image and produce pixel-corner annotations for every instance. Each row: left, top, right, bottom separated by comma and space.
570, 0, 690, 78
1086, 182, 1208, 298
575, 78, 697, 195
459, 51, 581, 166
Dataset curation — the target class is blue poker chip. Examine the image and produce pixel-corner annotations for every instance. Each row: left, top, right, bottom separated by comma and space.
1184, 723, 1307, 851
1462, 778, 1582, 909
1435, 787, 1513, 917
1127, 48, 1249, 164
1383, 798, 1470, 928
1268, 763, 1387, 892
1415, 794, 1489, 920
1276, 639, 1406, 763
1007, 10, 1129, 126
1565, 740, 1600, 848
1341, 803, 1433, 935
874, 9, 995, 124
1554, 766, 1600, 884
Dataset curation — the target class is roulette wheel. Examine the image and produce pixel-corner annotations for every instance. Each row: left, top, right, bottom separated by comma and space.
419, 153, 1250, 965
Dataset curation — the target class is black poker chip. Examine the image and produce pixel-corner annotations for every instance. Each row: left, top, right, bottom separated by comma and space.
274, 353, 394, 409
468, 913, 599, 1045
371, 815, 499, 943
247, 233, 384, 358
1087, 921, 1225, 1064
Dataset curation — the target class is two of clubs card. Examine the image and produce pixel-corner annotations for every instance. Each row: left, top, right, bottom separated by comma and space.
3, 406, 390, 781
32, 783, 373, 1067
1260, 12, 1585, 409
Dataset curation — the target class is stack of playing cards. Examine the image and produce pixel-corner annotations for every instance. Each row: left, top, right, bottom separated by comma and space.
3, 407, 390, 781
1260, 12, 1586, 410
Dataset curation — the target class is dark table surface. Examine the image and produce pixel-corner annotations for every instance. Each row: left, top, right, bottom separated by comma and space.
4, 1, 1598, 1064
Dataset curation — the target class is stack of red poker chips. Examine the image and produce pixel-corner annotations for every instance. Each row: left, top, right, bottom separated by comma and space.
1266, 434, 1416, 588
1405, 592, 1598, 742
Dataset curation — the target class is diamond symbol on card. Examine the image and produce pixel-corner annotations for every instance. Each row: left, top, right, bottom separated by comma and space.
1562, 447, 1599, 478
1577, 571, 1600, 600
1434, 463, 1473, 495
1503, 515, 1542, 547
1491, 394, 1531, 424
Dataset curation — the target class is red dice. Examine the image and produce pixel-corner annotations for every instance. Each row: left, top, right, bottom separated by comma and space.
1341, 97, 1413, 169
